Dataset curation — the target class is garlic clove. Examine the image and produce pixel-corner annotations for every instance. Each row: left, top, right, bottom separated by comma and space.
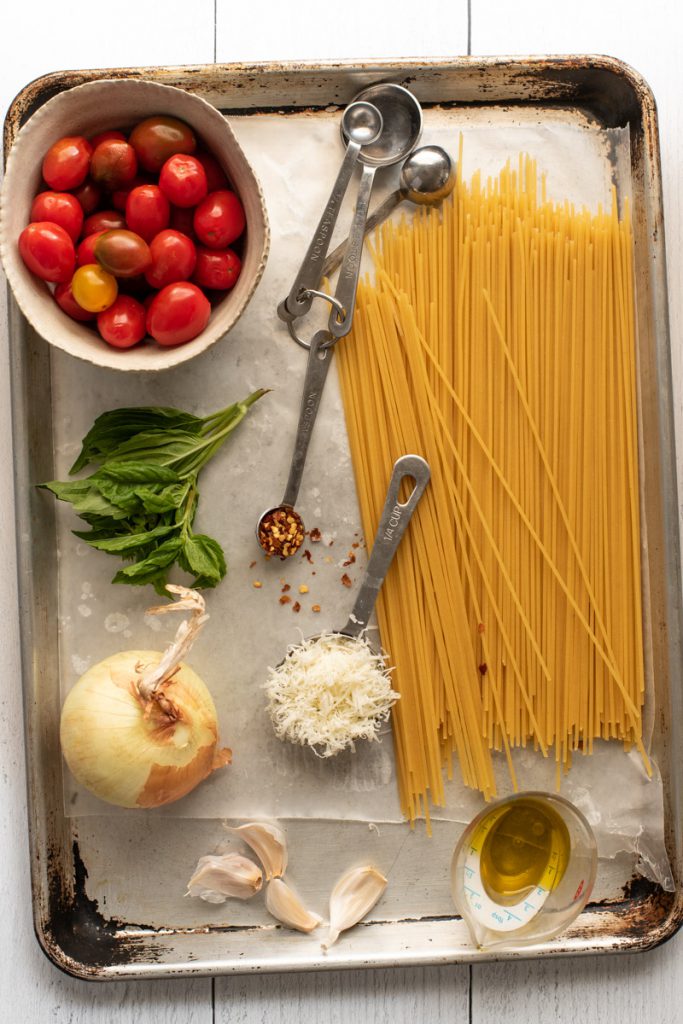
323, 865, 387, 949
265, 878, 322, 933
186, 853, 262, 903
227, 822, 288, 880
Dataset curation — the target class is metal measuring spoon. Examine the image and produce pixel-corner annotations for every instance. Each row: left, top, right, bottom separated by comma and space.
256, 329, 334, 557
328, 83, 422, 340
277, 100, 383, 324
321, 146, 455, 278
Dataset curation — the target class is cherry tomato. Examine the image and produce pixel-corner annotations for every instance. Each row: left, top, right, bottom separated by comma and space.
125, 185, 170, 242
193, 190, 245, 248
159, 154, 207, 208
146, 281, 210, 346
42, 136, 92, 191
95, 229, 152, 278
90, 139, 138, 190
83, 209, 126, 236
97, 295, 146, 348
90, 130, 126, 148
54, 280, 96, 322
169, 205, 197, 238
72, 264, 118, 312
193, 246, 241, 290
195, 150, 229, 192
71, 179, 102, 215
19, 222, 75, 283
30, 192, 83, 243
77, 231, 106, 267
145, 229, 196, 288
129, 116, 196, 173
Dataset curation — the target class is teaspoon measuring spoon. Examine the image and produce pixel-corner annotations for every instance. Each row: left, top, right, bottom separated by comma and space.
277, 100, 383, 324
321, 145, 455, 278
328, 83, 423, 340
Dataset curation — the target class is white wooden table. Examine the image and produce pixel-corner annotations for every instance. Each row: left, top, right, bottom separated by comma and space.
1, 2, 681, 1019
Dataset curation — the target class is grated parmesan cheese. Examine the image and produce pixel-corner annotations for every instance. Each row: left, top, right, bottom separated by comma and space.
264, 632, 400, 757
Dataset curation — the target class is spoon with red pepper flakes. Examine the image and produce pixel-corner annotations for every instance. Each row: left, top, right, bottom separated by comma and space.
256, 329, 333, 558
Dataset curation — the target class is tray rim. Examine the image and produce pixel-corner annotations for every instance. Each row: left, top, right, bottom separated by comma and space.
5, 53, 683, 981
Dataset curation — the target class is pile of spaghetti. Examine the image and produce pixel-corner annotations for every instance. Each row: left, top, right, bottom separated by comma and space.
337, 142, 648, 826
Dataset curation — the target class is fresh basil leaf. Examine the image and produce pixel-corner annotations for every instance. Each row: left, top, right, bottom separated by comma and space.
107, 430, 202, 467
71, 408, 204, 472
85, 523, 178, 553
71, 489, 130, 519
41, 479, 94, 502
98, 462, 181, 484
134, 483, 189, 513
112, 537, 184, 584
180, 534, 227, 588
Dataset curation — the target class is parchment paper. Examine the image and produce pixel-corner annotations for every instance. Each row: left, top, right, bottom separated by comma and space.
51, 108, 671, 888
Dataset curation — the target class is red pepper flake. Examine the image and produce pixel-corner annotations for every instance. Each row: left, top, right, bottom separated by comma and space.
478, 663, 488, 676
249, 560, 257, 569
281, 583, 291, 593
342, 551, 357, 567
341, 573, 352, 588
477, 622, 485, 634
309, 527, 322, 543
352, 542, 360, 549
279, 595, 291, 605
302, 549, 313, 563
312, 571, 317, 576
292, 601, 301, 613
312, 604, 321, 613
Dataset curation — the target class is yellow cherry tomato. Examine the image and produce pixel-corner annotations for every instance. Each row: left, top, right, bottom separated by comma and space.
71, 264, 118, 313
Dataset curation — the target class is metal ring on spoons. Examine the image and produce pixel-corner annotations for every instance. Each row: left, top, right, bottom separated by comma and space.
328, 83, 423, 340
256, 329, 335, 558
321, 145, 455, 277
277, 100, 383, 325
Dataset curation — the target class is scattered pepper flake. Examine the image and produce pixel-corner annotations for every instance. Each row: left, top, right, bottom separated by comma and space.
249, 560, 257, 569
292, 601, 301, 613
302, 549, 313, 563
309, 527, 322, 543
253, 581, 263, 589
352, 542, 360, 549
312, 604, 321, 613
478, 663, 488, 676
342, 551, 357, 567
299, 584, 309, 594
324, 556, 334, 564
279, 595, 292, 605
341, 573, 352, 588
281, 583, 291, 593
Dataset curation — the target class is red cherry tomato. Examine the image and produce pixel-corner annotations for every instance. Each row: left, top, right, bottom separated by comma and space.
193, 246, 241, 290
19, 222, 75, 282
83, 209, 126, 236
125, 185, 170, 242
90, 130, 126, 148
129, 116, 196, 173
71, 179, 102, 215
95, 229, 152, 278
90, 139, 138, 190
77, 231, 106, 267
146, 282, 210, 346
54, 280, 96, 322
159, 154, 207, 208
42, 136, 92, 191
72, 264, 118, 312
30, 192, 83, 243
195, 150, 229, 193
169, 205, 197, 238
145, 229, 197, 288
97, 295, 146, 348
193, 190, 245, 248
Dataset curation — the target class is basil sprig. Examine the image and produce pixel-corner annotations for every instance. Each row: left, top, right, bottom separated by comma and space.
43, 389, 267, 595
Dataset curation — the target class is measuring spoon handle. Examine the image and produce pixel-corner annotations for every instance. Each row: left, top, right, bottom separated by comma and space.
342, 454, 430, 638
328, 162, 377, 339
278, 140, 361, 323
321, 188, 403, 278
281, 331, 335, 509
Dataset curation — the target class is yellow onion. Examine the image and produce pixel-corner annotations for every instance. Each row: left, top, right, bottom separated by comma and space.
60, 586, 230, 808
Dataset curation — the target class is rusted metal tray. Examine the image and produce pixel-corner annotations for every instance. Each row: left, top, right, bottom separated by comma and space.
5, 56, 683, 979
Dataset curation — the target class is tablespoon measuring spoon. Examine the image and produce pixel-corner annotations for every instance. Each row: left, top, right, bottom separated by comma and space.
328, 83, 422, 340
321, 145, 455, 277
256, 329, 335, 557
277, 101, 383, 324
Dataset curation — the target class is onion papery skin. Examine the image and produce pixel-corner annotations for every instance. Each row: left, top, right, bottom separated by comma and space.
60, 649, 230, 808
